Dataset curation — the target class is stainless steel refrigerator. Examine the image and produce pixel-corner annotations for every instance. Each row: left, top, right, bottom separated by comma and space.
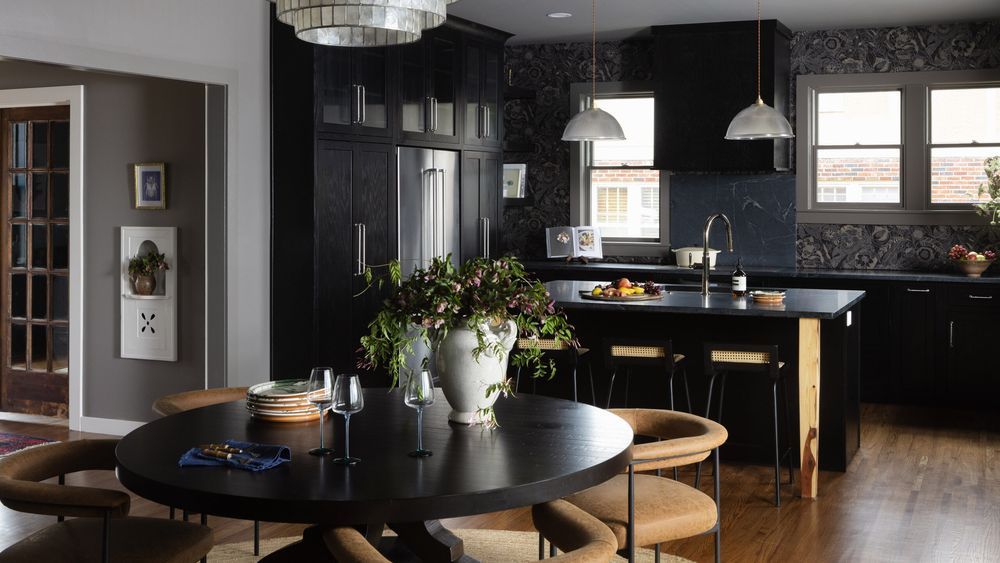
397, 147, 461, 277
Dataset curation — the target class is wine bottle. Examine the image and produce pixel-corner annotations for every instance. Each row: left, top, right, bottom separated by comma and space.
732, 257, 747, 298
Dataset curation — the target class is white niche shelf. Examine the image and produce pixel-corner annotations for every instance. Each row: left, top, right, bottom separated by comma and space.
120, 227, 177, 361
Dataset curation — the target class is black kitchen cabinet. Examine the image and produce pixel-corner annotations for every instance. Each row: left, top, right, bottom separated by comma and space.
460, 151, 502, 261
315, 45, 392, 138
464, 39, 503, 147
399, 26, 461, 143
891, 285, 940, 402
313, 141, 395, 385
946, 286, 1000, 404
652, 20, 791, 172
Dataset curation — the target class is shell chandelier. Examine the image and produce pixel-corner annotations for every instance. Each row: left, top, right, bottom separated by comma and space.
270, 0, 459, 47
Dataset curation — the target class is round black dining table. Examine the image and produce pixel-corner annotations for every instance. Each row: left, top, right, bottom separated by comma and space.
115, 389, 634, 562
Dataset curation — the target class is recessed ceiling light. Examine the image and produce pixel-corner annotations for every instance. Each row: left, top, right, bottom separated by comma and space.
547, 12, 573, 18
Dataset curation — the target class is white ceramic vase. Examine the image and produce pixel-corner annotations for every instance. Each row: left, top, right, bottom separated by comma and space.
435, 319, 517, 424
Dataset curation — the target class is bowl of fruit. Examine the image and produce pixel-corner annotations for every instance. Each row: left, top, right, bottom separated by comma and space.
948, 244, 996, 278
582, 278, 664, 301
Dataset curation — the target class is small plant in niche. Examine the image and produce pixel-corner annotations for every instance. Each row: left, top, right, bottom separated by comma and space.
128, 252, 169, 295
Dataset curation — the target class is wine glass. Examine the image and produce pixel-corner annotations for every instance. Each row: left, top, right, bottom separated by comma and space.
331, 374, 364, 465
404, 369, 435, 457
306, 367, 334, 456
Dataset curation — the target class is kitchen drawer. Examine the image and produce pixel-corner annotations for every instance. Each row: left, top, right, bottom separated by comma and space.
948, 285, 1000, 307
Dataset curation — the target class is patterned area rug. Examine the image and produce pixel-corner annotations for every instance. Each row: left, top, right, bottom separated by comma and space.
208, 529, 693, 562
0, 432, 53, 457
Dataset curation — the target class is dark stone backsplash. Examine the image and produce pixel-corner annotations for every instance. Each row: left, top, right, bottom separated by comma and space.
502, 21, 1000, 270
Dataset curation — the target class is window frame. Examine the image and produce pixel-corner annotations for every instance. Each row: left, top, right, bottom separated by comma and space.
569, 81, 670, 256
796, 69, 1000, 225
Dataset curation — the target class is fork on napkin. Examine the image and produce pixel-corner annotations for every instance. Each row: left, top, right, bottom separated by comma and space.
178, 440, 290, 472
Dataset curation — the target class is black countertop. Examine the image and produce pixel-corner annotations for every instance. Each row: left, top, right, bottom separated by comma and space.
524, 260, 1000, 285
546, 280, 865, 320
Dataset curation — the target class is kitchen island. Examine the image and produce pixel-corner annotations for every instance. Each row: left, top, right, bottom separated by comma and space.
546, 280, 866, 499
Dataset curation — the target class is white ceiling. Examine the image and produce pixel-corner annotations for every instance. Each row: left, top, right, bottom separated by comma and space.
447, 0, 1000, 44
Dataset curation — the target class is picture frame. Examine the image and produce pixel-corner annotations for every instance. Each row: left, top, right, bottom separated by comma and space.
502, 163, 527, 198
133, 163, 166, 209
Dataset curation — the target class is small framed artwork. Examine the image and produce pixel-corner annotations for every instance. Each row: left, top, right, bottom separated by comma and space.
503, 163, 527, 198
133, 163, 166, 209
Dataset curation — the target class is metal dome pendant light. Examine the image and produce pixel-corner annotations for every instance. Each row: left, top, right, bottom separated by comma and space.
561, 0, 625, 141
725, 0, 794, 140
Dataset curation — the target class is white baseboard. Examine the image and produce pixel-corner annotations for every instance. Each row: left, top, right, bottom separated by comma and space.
79, 416, 146, 436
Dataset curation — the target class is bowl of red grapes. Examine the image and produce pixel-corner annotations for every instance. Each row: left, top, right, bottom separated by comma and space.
948, 244, 996, 278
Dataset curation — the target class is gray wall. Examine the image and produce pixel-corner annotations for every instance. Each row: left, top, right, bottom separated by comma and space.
0, 59, 206, 422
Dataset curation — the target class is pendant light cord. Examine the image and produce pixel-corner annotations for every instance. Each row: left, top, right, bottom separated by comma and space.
756, 0, 762, 104
591, 0, 597, 103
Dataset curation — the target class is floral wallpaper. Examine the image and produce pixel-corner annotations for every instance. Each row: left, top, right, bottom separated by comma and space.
502, 21, 1000, 269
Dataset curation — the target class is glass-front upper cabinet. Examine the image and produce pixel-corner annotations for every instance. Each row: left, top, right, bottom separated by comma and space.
316, 46, 391, 138
464, 39, 502, 148
399, 26, 459, 143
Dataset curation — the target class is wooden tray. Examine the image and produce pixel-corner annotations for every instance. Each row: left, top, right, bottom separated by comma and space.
749, 290, 786, 304
579, 291, 664, 302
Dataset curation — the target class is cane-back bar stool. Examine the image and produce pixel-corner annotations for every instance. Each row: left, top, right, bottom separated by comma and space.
603, 339, 691, 412
513, 338, 596, 405
701, 343, 794, 506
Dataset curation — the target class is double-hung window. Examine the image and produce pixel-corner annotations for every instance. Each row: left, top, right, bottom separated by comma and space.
797, 69, 1000, 224
570, 82, 669, 255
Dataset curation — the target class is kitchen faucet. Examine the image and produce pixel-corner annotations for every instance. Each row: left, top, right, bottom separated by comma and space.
702, 213, 734, 296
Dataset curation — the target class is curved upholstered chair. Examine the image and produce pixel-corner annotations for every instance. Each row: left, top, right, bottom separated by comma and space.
152, 386, 249, 417
152, 386, 259, 554
563, 408, 728, 563
0, 439, 213, 563
323, 499, 617, 562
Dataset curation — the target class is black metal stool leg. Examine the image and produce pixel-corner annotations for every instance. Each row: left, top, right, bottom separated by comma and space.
605, 368, 618, 409
538, 533, 544, 559
772, 380, 781, 507
182, 510, 189, 522
696, 372, 719, 489
655, 543, 661, 563
716, 373, 728, 422
571, 364, 579, 403
169, 506, 175, 520
781, 376, 795, 485
254, 520, 260, 555
681, 366, 692, 413
201, 513, 208, 526
587, 361, 596, 406
622, 367, 630, 407
549, 541, 556, 557
666, 369, 676, 411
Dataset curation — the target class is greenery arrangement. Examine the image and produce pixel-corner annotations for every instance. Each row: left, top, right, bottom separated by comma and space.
127, 252, 169, 280
359, 255, 576, 426
975, 156, 1000, 225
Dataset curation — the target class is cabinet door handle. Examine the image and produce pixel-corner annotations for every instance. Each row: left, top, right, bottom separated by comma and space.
351, 85, 360, 124
484, 106, 491, 138
968, 294, 993, 300
481, 217, 490, 258
479, 105, 487, 139
431, 97, 439, 133
906, 288, 931, 293
949, 320, 955, 348
354, 223, 366, 275
359, 84, 367, 124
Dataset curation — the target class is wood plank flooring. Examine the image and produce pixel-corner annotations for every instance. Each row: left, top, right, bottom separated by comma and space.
0, 403, 997, 562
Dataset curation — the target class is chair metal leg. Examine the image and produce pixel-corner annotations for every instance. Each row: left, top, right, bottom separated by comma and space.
57, 475, 65, 522
182, 510, 189, 522
716, 373, 728, 422
627, 464, 636, 563
254, 520, 260, 555
680, 366, 692, 413
538, 533, 544, 559
666, 370, 676, 411
772, 380, 781, 507
781, 377, 795, 485
713, 447, 722, 563
655, 543, 661, 563
696, 372, 719, 489
605, 368, 618, 409
201, 513, 208, 526
169, 506, 175, 520
587, 360, 596, 406
549, 542, 556, 557
102, 514, 110, 563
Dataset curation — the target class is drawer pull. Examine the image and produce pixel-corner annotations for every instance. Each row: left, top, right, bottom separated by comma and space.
906, 288, 930, 293
968, 295, 993, 300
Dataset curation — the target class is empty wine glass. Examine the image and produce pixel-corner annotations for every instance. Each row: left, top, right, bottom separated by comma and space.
307, 367, 334, 456
404, 369, 435, 457
331, 374, 364, 465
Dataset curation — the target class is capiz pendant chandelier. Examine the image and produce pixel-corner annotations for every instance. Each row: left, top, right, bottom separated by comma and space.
271, 0, 455, 47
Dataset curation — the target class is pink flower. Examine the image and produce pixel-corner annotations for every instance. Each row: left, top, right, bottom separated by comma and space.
434, 319, 445, 328
436, 302, 447, 313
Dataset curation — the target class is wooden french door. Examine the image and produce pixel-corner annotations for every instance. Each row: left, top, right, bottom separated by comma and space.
0, 106, 70, 417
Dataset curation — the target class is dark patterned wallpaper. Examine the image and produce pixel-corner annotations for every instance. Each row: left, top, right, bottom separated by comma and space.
503, 21, 1000, 269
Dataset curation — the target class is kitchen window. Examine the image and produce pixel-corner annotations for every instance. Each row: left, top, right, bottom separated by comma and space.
569, 82, 669, 256
797, 70, 1000, 225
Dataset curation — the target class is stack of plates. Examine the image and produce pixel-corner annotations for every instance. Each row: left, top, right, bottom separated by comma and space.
246, 379, 323, 423
749, 289, 786, 305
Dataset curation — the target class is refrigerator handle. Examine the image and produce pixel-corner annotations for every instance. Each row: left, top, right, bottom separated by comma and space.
431, 170, 439, 258
437, 169, 446, 259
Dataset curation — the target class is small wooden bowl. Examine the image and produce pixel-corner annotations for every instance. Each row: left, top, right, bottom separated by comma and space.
952, 259, 994, 278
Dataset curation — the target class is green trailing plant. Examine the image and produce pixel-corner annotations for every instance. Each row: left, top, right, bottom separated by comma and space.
127, 252, 169, 280
359, 255, 576, 427
975, 156, 1000, 225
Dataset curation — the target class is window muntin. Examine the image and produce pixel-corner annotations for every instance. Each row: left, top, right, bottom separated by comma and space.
929, 86, 1000, 204
588, 96, 660, 240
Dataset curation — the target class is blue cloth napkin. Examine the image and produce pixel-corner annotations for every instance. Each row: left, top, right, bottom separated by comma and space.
178, 440, 291, 472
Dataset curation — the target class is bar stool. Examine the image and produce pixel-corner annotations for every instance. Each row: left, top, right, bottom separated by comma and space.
702, 343, 794, 506
513, 338, 596, 405
603, 339, 691, 412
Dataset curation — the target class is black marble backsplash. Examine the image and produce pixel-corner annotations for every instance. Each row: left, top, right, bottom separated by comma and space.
502, 21, 1000, 270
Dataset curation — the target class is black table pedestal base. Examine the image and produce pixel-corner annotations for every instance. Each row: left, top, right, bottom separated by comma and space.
258, 520, 478, 563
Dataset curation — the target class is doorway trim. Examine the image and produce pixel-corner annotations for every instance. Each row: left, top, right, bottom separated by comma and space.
0, 86, 84, 431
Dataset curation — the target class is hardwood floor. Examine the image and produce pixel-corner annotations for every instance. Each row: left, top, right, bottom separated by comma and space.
1, 403, 997, 562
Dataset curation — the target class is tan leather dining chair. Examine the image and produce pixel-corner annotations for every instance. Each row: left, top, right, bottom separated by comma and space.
323, 499, 617, 562
0, 439, 213, 563
562, 408, 728, 563
152, 386, 260, 554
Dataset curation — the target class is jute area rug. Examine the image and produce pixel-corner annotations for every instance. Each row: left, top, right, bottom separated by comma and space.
208, 529, 692, 562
